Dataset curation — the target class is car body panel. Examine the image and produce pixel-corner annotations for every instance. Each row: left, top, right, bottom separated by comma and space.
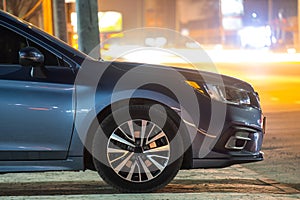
0, 79, 75, 161
0, 157, 83, 173
0, 10, 264, 175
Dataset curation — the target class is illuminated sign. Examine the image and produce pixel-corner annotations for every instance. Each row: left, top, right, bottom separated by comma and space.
221, 0, 244, 30
71, 11, 123, 33
221, 0, 244, 16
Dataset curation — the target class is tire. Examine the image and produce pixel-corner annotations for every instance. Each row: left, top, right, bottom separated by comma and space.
92, 104, 183, 193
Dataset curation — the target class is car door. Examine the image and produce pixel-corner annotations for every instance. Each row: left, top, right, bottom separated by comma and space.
0, 24, 76, 161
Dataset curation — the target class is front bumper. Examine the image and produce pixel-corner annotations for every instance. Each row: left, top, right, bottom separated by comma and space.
187, 103, 266, 169
192, 151, 264, 168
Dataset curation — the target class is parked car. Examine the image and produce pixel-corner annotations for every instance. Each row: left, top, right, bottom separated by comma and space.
0, 10, 265, 193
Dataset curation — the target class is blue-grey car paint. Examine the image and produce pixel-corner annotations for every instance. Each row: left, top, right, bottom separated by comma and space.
0, 14, 191, 172
0, 80, 74, 159
0, 10, 264, 173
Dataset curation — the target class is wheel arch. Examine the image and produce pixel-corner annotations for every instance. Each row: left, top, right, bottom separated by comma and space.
83, 97, 193, 171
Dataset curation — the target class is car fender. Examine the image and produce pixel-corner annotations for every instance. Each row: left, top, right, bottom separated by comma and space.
68, 89, 197, 159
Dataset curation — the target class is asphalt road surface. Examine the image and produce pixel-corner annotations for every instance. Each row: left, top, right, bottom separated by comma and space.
244, 111, 300, 191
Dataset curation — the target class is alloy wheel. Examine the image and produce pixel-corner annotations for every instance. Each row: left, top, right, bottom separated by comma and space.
107, 119, 170, 183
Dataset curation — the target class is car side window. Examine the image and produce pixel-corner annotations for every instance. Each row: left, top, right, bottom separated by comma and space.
0, 25, 27, 64
0, 24, 73, 83
0, 24, 69, 68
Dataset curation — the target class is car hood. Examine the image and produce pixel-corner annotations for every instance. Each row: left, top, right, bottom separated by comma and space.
78, 60, 255, 93
104, 61, 255, 92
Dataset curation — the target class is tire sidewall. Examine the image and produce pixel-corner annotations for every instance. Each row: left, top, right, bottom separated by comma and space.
92, 105, 183, 192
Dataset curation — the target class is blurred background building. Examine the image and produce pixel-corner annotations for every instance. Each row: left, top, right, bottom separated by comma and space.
0, 0, 299, 51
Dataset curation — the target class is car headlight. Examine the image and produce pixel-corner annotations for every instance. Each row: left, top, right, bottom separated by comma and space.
185, 81, 251, 105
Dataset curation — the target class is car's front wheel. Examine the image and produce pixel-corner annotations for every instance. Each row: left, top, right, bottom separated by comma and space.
92, 104, 183, 192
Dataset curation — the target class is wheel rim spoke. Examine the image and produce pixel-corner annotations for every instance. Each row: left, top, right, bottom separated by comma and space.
114, 152, 134, 173
143, 145, 169, 154
146, 155, 166, 171
108, 147, 129, 163
119, 126, 135, 143
140, 120, 147, 147
107, 146, 128, 154
138, 156, 154, 180
126, 161, 137, 181
146, 131, 166, 145
127, 121, 135, 141
110, 133, 135, 148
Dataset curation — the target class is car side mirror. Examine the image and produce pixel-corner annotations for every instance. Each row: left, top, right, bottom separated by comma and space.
19, 47, 44, 67
19, 47, 47, 78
